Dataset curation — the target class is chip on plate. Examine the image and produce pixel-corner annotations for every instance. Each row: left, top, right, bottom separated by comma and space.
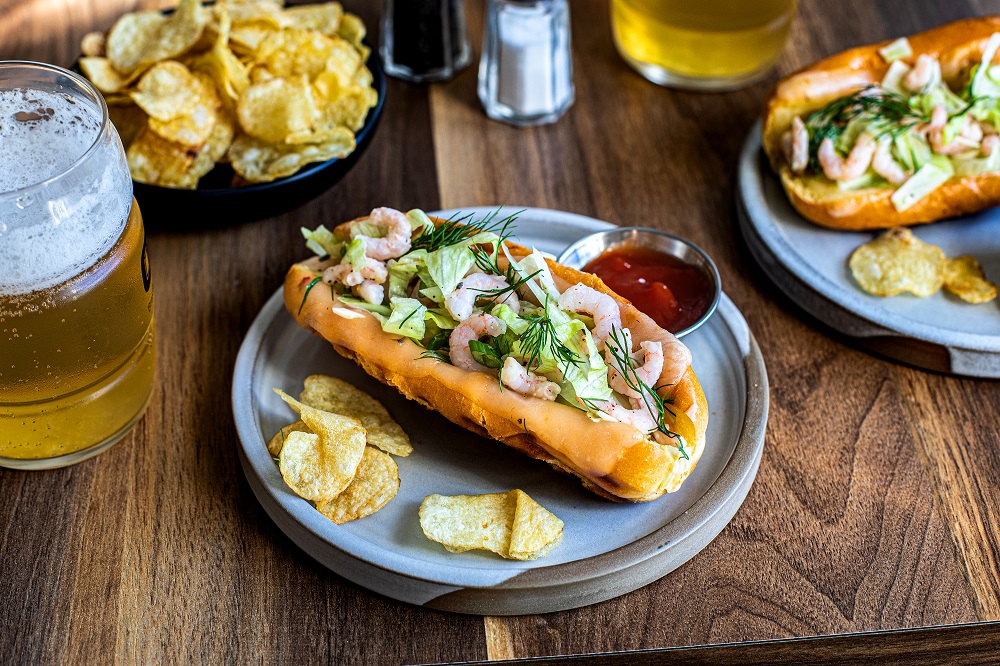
228, 128, 354, 182
267, 420, 311, 457
316, 446, 400, 524
106, 0, 207, 75
299, 374, 412, 457
126, 127, 199, 187
943, 255, 998, 304
275, 389, 367, 502
849, 228, 945, 297
419, 490, 564, 560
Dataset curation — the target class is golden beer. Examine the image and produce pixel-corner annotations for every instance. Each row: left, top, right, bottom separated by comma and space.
0, 62, 155, 468
611, 0, 797, 90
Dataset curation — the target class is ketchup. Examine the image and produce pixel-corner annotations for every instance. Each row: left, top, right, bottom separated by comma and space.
582, 244, 713, 334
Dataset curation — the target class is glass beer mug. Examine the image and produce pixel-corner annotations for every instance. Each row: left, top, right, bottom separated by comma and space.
611, 0, 797, 91
0, 62, 155, 469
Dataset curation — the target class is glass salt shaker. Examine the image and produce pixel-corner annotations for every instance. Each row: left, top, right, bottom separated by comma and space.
478, 0, 574, 127
381, 0, 471, 83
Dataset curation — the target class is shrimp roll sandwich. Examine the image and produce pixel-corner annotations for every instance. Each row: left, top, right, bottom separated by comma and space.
285, 208, 708, 502
764, 17, 1000, 230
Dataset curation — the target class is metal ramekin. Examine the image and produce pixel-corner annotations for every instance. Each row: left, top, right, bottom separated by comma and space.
556, 227, 722, 337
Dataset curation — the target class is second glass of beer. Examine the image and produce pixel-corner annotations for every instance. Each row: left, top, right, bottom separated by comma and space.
611, 0, 797, 91
0, 61, 156, 470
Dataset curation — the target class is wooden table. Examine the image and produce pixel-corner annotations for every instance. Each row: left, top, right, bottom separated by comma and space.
3, 0, 1000, 663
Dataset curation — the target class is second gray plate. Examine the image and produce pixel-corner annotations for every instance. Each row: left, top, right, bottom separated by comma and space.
738, 122, 1000, 377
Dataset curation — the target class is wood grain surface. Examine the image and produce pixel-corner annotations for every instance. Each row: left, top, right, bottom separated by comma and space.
2, 0, 1000, 664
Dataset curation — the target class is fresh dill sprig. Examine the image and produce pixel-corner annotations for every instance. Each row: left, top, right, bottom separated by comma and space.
516, 303, 581, 374
298, 276, 324, 314
418, 331, 451, 362
804, 85, 929, 169
409, 208, 522, 253
603, 327, 685, 455
473, 267, 542, 311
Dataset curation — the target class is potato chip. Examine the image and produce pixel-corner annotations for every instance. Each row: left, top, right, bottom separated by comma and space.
943, 255, 998, 304
228, 128, 354, 182
80, 0, 377, 189
275, 389, 367, 502
229, 22, 275, 56
282, 3, 343, 34
81, 31, 106, 58
79, 57, 144, 94
337, 12, 369, 60
173, 110, 236, 188
849, 228, 945, 297
420, 492, 515, 556
188, 10, 250, 109
508, 490, 564, 560
237, 75, 319, 144
126, 127, 198, 187
299, 374, 412, 457
131, 61, 205, 122
320, 84, 378, 132
148, 73, 220, 147
267, 420, 311, 457
107, 102, 148, 149
225, 0, 285, 29
419, 490, 564, 560
106, 0, 207, 75
316, 446, 399, 524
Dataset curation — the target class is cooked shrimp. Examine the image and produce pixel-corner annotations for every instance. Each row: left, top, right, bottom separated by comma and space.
872, 140, 910, 185
355, 207, 413, 261
323, 257, 388, 287
500, 357, 560, 401
783, 116, 809, 174
357, 280, 384, 305
818, 132, 877, 181
606, 337, 664, 400
557, 284, 621, 347
924, 105, 981, 155
449, 314, 506, 373
904, 54, 939, 92
982, 134, 1000, 157
595, 399, 657, 434
445, 272, 520, 322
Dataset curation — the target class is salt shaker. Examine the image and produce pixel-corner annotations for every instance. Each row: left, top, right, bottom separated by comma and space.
477, 0, 574, 127
381, 0, 471, 83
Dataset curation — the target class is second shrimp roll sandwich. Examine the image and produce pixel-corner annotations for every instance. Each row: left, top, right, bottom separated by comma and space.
285, 208, 709, 502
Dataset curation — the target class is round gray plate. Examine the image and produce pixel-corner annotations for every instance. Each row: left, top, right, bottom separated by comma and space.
738, 122, 1000, 377
232, 208, 768, 614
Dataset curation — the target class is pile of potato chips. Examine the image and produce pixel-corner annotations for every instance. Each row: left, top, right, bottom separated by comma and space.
419, 490, 564, 561
849, 228, 997, 303
270, 375, 410, 525
79, 0, 378, 187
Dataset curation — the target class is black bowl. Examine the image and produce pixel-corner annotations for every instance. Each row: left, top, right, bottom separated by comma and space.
134, 52, 386, 228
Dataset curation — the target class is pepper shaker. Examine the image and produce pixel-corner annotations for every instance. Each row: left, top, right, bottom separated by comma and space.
381, 0, 471, 83
477, 0, 574, 127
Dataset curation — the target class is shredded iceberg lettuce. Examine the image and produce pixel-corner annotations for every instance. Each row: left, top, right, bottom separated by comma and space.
301, 225, 341, 257
382, 297, 427, 339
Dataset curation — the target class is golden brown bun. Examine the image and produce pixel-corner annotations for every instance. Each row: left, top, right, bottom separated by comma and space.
762, 16, 1000, 230
284, 221, 709, 502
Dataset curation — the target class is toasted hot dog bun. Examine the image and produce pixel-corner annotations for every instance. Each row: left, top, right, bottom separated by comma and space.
763, 16, 1000, 230
284, 223, 708, 502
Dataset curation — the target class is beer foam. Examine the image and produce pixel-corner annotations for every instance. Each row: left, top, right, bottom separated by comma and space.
0, 88, 131, 296
0, 89, 102, 192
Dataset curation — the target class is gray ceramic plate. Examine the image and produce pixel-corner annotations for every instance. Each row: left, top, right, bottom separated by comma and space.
232, 208, 768, 614
738, 122, 1000, 377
